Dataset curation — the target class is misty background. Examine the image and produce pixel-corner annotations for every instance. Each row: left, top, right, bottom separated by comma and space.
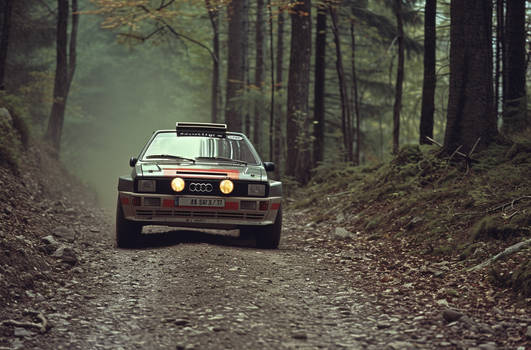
62, 11, 212, 210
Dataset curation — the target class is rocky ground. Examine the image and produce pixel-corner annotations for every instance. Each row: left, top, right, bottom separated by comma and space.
0, 200, 530, 349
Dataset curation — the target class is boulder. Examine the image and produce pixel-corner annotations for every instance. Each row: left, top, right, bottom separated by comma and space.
334, 227, 353, 238
52, 246, 78, 265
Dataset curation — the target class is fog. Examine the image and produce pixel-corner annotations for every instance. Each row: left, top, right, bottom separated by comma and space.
62, 15, 211, 211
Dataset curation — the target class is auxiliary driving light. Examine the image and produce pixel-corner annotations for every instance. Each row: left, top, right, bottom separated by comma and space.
219, 179, 234, 194
171, 177, 185, 192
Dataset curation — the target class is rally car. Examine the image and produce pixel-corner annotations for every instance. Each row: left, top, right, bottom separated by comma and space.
116, 122, 282, 249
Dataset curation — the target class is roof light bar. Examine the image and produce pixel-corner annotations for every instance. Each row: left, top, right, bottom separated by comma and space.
176, 122, 227, 138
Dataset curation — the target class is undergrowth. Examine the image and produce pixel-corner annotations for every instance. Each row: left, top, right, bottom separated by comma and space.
0, 105, 29, 173
290, 139, 531, 296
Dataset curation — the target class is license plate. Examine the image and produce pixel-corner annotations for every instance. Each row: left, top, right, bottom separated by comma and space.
177, 198, 225, 207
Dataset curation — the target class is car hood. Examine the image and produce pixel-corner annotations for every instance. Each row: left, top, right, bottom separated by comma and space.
136, 162, 266, 182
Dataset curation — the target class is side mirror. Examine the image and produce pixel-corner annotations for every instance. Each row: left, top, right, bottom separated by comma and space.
263, 162, 275, 172
129, 157, 138, 167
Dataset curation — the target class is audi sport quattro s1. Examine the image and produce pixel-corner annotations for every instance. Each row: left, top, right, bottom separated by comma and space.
116, 122, 282, 249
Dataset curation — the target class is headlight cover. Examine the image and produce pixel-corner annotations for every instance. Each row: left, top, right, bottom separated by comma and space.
248, 184, 266, 196
171, 177, 185, 192
219, 179, 234, 194
138, 179, 156, 192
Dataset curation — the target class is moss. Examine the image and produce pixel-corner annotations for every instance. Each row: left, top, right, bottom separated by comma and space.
0, 143, 20, 173
392, 145, 422, 166
10, 109, 29, 148
458, 242, 482, 260
510, 259, 531, 297
365, 217, 381, 231
471, 216, 522, 241
433, 244, 453, 256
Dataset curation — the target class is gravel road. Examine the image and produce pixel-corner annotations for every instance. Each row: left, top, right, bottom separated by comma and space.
3, 210, 525, 350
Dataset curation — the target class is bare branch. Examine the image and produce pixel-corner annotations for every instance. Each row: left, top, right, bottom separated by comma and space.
157, 0, 176, 11
136, 5, 218, 63
117, 27, 164, 42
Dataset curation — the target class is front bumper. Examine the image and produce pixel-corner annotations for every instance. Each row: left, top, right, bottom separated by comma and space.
118, 191, 281, 229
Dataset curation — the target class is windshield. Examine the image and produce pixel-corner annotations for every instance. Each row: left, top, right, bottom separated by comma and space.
142, 132, 259, 164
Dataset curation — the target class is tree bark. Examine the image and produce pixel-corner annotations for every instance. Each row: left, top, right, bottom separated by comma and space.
419, 0, 436, 145
313, 3, 326, 167
46, 0, 69, 154
329, 4, 352, 162
494, 0, 504, 122
286, 0, 311, 183
225, 0, 245, 131
66, 0, 78, 94
0, 0, 14, 90
242, 0, 250, 135
350, 20, 361, 165
443, 0, 497, 154
273, 8, 284, 179
392, 0, 404, 155
502, 0, 527, 134
253, 0, 265, 154
205, 0, 220, 123
266, 0, 275, 163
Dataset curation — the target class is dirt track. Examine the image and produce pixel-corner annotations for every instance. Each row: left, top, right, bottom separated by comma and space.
3, 207, 524, 350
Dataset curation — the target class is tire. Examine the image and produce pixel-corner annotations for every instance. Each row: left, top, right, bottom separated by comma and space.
256, 206, 282, 249
116, 198, 142, 248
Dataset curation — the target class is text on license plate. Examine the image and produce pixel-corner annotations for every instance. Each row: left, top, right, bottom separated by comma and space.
177, 198, 225, 207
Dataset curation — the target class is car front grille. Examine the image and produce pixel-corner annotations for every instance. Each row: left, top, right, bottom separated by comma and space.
134, 178, 269, 197
135, 209, 265, 221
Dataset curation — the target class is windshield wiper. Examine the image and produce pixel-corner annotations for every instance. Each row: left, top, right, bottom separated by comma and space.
195, 156, 247, 165
145, 154, 196, 163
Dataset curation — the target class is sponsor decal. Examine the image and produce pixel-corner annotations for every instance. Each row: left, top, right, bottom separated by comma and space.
162, 168, 240, 179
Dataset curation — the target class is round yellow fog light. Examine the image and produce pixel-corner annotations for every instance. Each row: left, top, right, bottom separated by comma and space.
171, 177, 185, 192
219, 179, 234, 194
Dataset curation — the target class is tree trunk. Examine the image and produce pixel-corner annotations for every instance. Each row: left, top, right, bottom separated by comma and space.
225, 0, 245, 131
329, 5, 352, 162
266, 0, 275, 162
253, 0, 265, 154
392, 0, 404, 155
443, 0, 497, 154
286, 0, 311, 183
273, 8, 284, 179
419, 0, 436, 144
242, 0, 250, 135
0, 0, 14, 90
46, 0, 69, 154
205, 0, 220, 123
313, 3, 326, 167
502, 0, 527, 134
350, 20, 361, 166
494, 0, 504, 122
66, 0, 78, 94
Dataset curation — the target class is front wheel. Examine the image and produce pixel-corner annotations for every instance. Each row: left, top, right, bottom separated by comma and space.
116, 198, 142, 248
256, 206, 282, 249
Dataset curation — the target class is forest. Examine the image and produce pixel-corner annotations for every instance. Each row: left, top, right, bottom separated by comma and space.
0, 0, 529, 199
0, 0, 530, 348
0, 0, 530, 265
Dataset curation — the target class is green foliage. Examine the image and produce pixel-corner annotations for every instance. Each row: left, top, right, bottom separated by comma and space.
292, 139, 531, 252
471, 216, 521, 241
0, 105, 30, 173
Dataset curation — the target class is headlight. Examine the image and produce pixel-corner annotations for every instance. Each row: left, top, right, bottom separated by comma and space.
138, 179, 156, 192
171, 177, 185, 192
248, 184, 265, 196
219, 179, 234, 194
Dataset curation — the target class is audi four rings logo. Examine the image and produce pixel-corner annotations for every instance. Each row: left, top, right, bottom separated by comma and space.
189, 183, 213, 192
